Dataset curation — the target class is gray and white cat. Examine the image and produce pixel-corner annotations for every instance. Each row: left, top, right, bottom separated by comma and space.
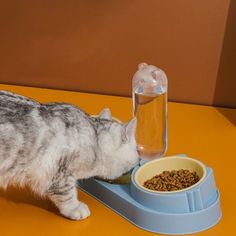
0, 90, 139, 220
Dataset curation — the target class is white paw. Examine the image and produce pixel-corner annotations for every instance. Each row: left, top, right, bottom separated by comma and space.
63, 202, 90, 220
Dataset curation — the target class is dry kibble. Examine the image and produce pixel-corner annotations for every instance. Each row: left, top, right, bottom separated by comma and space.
143, 169, 200, 192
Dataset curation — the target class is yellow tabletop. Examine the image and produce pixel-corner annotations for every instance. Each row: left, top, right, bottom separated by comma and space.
0, 84, 235, 236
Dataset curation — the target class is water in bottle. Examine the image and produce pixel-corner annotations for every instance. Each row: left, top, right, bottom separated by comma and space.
132, 63, 168, 159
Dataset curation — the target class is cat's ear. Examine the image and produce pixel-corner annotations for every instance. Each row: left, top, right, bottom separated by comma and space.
99, 108, 112, 120
124, 117, 137, 139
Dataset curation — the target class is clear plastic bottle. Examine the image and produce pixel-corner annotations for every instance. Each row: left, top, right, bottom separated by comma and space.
132, 63, 168, 160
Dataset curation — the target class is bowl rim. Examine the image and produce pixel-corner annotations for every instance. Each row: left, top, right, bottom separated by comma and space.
134, 156, 207, 194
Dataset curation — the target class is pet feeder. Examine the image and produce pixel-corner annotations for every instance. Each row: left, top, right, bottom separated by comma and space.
77, 155, 221, 235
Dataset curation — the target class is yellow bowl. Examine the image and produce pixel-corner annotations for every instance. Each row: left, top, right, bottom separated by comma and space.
135, 156, 207, 193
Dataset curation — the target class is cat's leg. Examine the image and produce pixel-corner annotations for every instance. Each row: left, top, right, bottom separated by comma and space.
47, 176, 90, 220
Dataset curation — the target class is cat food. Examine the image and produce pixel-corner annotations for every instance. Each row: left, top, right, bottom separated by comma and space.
143, 169, 200, 191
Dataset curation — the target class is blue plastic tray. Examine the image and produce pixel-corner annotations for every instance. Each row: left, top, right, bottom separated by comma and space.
77, 164, 221, 235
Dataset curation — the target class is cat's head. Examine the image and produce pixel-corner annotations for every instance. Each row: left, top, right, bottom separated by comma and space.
94, 108, 139, 180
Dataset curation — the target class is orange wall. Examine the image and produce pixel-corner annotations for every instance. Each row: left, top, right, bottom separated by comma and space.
0, 0, 234, 107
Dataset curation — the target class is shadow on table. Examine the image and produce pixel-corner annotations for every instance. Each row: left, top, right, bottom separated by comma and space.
216, 107, 236, 126
0, 186, 59, 215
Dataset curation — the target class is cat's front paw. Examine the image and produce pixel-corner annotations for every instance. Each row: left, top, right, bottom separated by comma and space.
63, 202, 90, 220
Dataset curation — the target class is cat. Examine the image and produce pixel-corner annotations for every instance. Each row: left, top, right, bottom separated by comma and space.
0, 90, 139, 220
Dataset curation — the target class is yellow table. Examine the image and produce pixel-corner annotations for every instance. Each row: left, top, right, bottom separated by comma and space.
0, 84, 235, 236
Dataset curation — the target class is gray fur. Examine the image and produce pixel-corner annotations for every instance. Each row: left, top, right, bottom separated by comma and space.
0, 90, 138, 220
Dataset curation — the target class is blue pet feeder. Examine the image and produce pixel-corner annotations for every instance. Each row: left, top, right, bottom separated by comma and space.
78, 156, 221, 235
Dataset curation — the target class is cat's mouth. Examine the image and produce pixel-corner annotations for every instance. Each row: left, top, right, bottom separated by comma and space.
94, 168, 134, 184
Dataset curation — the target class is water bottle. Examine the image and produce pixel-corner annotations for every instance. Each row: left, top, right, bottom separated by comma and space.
132, 63, 168, 160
